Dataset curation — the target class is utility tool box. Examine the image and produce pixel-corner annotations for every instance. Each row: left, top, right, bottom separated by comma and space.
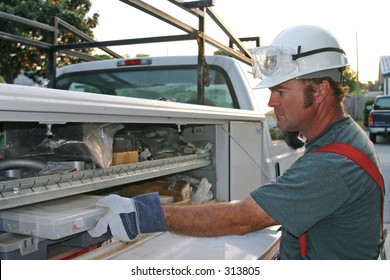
0, 195, 107, 240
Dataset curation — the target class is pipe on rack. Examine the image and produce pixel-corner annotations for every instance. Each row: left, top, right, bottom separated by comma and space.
0, 159, 46, 170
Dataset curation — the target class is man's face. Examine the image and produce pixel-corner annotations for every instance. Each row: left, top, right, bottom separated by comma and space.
268, 79, 316, 132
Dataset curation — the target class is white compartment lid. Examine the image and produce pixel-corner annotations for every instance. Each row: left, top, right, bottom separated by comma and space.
0, 195, 107, 239
0, 195, 105, 222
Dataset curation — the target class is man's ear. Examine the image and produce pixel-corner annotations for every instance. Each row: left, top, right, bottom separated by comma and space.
314, 80, 331, 104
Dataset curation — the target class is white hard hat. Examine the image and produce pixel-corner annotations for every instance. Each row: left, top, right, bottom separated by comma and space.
251, 25, 349, 88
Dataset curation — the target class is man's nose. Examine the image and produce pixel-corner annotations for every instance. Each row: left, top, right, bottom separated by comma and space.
268, 91, 278, 108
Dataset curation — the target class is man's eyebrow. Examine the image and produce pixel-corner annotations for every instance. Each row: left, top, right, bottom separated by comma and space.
270, 85, 289, 91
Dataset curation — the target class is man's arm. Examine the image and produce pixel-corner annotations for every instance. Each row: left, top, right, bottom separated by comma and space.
163, 195, 277, 237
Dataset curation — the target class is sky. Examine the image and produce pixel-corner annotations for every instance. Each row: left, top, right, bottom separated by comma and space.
89, 0, 390, 83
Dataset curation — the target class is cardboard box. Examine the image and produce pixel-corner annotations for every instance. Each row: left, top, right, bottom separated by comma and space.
121, 180, 191, 204
112, 151, 138, 165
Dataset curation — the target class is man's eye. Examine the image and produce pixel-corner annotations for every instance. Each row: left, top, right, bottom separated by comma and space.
278, 91, 287, 97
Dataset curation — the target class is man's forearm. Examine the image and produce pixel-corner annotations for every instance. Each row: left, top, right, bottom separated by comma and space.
163, 196, 276, 237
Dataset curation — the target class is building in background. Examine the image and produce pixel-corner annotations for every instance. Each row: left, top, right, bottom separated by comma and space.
379, 56, 390, 96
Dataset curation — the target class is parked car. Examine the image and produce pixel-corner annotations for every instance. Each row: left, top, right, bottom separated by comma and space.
368, 95, 390, 143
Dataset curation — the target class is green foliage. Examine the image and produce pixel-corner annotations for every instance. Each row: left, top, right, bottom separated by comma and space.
0, 0, 99, 84
94, 54, 114, 60
213, 50, 229, 56
363, 80, 379, 91
136, 54, 150, 57
343, 68, 379, 95
343, 69, 358, 93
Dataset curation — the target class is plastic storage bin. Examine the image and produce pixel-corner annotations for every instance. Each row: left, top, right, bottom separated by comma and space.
0, 232, 44, 259
0, 231, 112, 260
0, 195, 107, 240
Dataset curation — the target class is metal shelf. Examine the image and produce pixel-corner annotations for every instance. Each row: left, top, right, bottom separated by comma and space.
0, 153, 211, 210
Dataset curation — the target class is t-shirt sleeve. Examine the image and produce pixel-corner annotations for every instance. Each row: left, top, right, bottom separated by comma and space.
250, 153, 351, 237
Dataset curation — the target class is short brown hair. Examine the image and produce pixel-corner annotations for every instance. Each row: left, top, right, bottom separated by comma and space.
302, 77, 349, 106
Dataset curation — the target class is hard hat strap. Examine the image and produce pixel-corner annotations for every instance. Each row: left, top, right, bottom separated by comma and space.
293, 46, 346, 60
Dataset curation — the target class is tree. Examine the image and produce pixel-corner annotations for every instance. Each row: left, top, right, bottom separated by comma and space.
214, 50, 228, 56
363, 80, 379, 92
343, 68, 358, 93
136, 53, 150, 58
343, 68, 379, 94
0, 0, 99, 84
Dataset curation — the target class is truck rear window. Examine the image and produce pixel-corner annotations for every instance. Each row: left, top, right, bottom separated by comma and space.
55, 67, 239, 109
375, 97, 390, 109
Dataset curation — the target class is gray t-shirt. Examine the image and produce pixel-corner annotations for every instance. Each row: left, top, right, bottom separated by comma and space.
250, 116, 382, 259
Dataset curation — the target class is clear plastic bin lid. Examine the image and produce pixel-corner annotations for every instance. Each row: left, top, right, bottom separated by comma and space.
0, 195, 107, 239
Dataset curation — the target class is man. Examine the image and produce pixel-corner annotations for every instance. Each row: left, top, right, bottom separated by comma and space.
89, 25, 383, 259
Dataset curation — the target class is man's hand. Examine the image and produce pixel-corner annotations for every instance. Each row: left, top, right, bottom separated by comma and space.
88, 193, 167, 241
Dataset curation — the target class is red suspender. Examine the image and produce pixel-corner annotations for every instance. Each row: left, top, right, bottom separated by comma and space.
299, 142, 385, 260
299, 231, 309, 260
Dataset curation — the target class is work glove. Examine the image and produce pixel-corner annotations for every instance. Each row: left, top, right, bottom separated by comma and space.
88, 193, 167, 241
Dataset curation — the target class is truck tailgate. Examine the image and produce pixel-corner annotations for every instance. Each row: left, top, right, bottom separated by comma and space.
75, 226, 281, 260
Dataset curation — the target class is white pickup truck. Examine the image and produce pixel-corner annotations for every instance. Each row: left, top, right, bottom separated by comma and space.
0, 55, 304, 260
